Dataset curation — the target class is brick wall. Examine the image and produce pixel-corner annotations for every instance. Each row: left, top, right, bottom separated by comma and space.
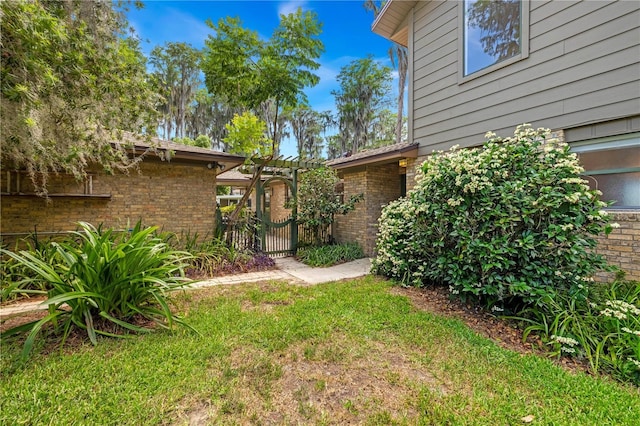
334, 163, 401, 256
1, 160, 218, 244
594, 211, 640, 281
268, 180, 292, 222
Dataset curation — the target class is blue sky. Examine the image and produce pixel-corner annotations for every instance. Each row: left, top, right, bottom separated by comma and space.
127, 0, 398, 156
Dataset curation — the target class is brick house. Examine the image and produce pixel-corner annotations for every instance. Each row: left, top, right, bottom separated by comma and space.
1, 138, 245, 245
328, 142, 418, 256
331, 0, 639, 279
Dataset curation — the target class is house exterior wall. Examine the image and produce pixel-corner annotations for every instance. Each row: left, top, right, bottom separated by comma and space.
267, 180, 292, 223
410, 0, 640, 154
1, 160, 218, 244
334, 163, 401, 256
594, 211, 640, 282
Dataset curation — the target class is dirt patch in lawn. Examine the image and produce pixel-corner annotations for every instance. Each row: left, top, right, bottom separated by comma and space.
195, 336, 450, 425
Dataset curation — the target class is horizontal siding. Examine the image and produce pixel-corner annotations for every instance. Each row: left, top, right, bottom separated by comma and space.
410, 0, 640, 151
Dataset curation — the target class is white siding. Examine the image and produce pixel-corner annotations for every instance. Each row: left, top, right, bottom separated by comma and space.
410, 0, 640, 155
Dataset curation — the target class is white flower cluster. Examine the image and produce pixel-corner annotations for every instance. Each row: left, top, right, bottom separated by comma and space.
600, 300, 640, 320
447, 197, 462, 207
628, 358, 640, 369
491, 305, 504, 312
621, 327, 640, 337
550, 335, 579, 346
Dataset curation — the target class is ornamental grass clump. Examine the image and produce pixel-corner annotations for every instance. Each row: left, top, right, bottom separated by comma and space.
1, 222, 194, 359
373, 125, 615, 306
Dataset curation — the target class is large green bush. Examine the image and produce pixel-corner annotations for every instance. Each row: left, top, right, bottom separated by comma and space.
372, 125, 615, 305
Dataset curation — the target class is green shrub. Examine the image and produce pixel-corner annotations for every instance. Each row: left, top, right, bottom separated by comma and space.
297, 242, 364, 267
372, 125, 614, 305
514, 277, 640, 385
291, 167, 363, 246
1, 222, 194, 359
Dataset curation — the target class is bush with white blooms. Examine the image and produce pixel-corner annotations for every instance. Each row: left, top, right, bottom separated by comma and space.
372, 125, 616, 305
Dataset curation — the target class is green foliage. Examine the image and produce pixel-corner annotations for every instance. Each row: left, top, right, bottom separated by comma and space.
373, 125, 614, 305
173, 135, 212, 148
217, 185, 231, 196
332, 56, 392, 154
149, 42, 202, 140
297, 243, 364, 267
286, 104, 325, 159
291, 167, 363, 245
514, 278, 640, 385
1, 236, 60, 302
223, 112, 272, 156
1, 222, 193, 359
1, 0, 158, 194
202, 9, 324, 145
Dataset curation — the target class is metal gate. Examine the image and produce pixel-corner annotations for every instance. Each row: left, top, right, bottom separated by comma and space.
256, 175, 297, 256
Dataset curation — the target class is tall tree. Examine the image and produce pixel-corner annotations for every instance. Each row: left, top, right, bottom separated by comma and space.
332, 56, 392, 154
364, 0, 409, 145
202, 8, 324, 229
287, 105, 324, 159
149, 42, 202, 139
185, 89, 239, 150
1, 0, 158, 194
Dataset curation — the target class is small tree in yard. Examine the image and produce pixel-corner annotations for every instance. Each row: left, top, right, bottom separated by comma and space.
202, 9, 324, 233
373, 125, 616, 306
292, 168, 363, 245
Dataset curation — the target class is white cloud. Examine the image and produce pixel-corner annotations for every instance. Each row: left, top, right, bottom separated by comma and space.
135, 7, 214, 54
278, 0, 308, 17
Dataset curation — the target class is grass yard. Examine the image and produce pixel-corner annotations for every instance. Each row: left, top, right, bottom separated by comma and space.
1, 276, 638, 425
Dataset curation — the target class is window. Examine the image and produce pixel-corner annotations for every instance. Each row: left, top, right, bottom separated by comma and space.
571, 135, 640, 209
461, 0, 529, 79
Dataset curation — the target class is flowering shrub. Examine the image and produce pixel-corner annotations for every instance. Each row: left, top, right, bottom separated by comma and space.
373, 125, 615, 305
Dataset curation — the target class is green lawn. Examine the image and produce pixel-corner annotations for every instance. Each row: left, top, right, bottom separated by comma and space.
2, 276, 638, 425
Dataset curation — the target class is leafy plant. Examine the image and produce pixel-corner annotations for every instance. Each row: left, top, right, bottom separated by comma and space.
1, 234, 59, 302
180, 236, 274, 278
373, 125, 614, 305
297, 242, 364, 267
513, 277, 640, 385
1, 222, 194, 359
289, 167, 363, 245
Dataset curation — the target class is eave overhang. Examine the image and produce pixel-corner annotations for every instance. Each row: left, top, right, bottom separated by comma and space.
371, 0, 417, 47
327, 142, 418, 171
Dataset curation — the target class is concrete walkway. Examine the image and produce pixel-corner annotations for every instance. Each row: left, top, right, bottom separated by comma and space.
0, 257, 372, 318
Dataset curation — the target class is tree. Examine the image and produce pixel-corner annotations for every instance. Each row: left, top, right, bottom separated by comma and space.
287, 105, 324, 159
172, 135, 211, 148
1, 0, 158, 194
223, 112, 271, 157
292, 167, 363, 245
149, 42, 202, 139
202, 8, 324, 230
369, 109, 405, 149
364, 0, 408, 145
185, 89, 239, 150
333, 56, 392, 154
